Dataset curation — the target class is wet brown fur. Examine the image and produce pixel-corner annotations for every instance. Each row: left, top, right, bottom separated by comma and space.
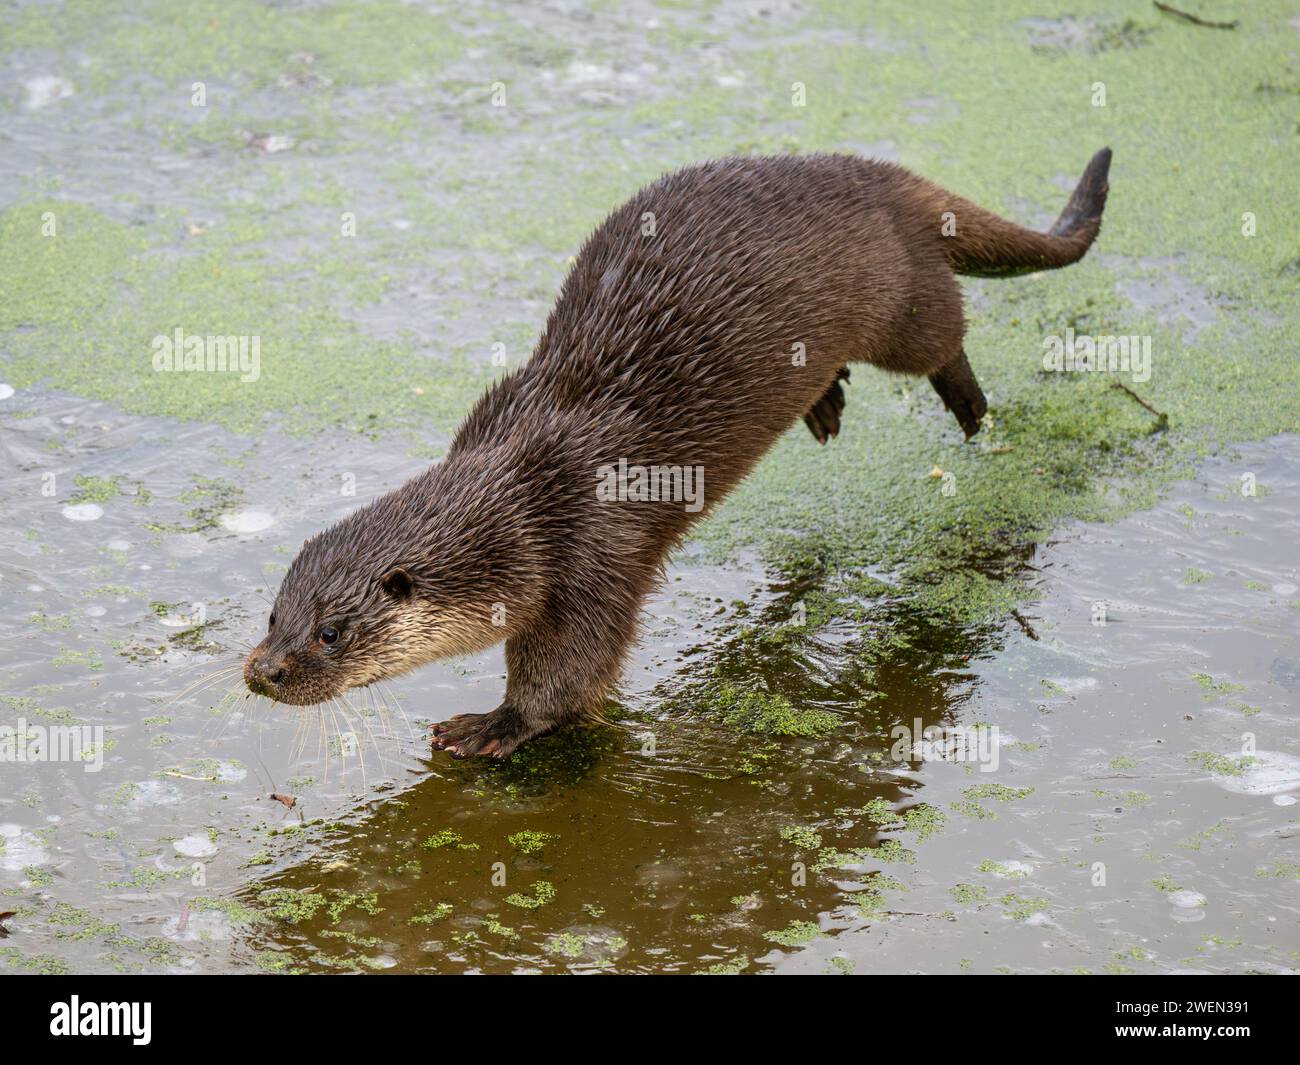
246, 150, 1111, 757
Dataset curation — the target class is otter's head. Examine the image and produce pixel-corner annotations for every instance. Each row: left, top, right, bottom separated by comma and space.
243, 480, 539, 706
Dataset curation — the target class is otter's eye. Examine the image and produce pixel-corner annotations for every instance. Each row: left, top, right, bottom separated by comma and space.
268, 612, 276, 629
318, 625, 339, 647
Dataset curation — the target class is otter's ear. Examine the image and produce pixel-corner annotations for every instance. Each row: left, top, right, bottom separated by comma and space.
380, 567, 414, 601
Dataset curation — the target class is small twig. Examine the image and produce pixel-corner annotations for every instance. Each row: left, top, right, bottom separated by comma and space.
882, 910, 958, 921
1153, 2, 1238, 30
1010, 608, 1040, 641
1110, 381, 1169, 428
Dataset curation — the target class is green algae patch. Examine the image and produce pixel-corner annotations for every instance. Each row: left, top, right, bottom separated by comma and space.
507, 830, 557, 856
0, 0, 467, 90
39, 903, 178, 969
67, 475, 130, 505
0, 202, 148, 332
949, 883, 989, 905
903, 804, 946, 842
257, 888, 327, 924
697, 954, 750, 975
872, 840, 916, 865
1191, 673, 1245, 698
0, 199, 483, 439
955, 782, 1036, 820
999, 894, 1050, 922
848, 873, 907, 920
192, 897, 263, 927
779, 825, 824, 850
421, 830, 478, 852
1256, 861, 1300, 881
543, 931, 584, 958
0, 947, 70, 975
711, 684, 838, 738
1188, 751, 1255, 777
409, 903, 454, 925
255, 886, 382, 925
763, 920, 823, 947
964, 783, 1035, 802
504, 880, 557, 910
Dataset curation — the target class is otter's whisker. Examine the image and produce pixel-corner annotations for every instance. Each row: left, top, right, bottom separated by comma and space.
315, 702, 335, 790
364, 687, 399, 749
158, 664, 243, 716
331, 697, 367, 793
288, 707, 313, 766
376, 681, 415, 746
340, 691, 385, 783
196, 685, 250, 747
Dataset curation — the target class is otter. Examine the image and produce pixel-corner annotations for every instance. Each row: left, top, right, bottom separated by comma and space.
245, 149, 1111, 757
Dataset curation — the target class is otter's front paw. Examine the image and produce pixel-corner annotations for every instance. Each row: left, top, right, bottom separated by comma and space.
431, 705, 539, 759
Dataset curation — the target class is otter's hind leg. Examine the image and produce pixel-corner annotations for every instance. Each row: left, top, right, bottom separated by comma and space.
804, 366, 850, 444
928, 349, 987, 439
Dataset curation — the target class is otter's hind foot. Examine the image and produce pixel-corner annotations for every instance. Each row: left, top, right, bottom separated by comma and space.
432, 704, 548, 759
928, 351, 987, 439
803, 366, 850, 444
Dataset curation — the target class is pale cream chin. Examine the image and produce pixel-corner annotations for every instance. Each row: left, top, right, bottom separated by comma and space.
340, 610, 508, 692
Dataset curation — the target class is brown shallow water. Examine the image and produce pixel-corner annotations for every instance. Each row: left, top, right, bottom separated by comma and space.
2, 392, 1296, 973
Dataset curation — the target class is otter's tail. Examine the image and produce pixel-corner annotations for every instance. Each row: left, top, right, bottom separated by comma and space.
944, 148, 1111, 278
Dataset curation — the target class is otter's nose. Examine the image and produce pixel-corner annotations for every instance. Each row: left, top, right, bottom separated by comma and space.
246, 651, 289, 692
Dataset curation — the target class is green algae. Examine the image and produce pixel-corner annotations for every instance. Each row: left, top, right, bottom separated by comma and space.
256, 888, 327, 924
420, 829, 478, 852
409, 903, 453, 925
949, 883, 988, 905
67, 475, 127, 505
41, 903, 177, 968
872, 840, 916, 865
1188, 751, 1255, 777
711, 683, 839, 738
1191, 672, 1245, 698
504, 880, 556, 910
0, 199, 483, 439
964, 783, 1035, 802
0, 947, 70, 975
903, 804, 946, 842
543, 931, 584, 957
696, 954, 750, 975
955, 782, 1036, 819
847, 873, 907, 919
192, 897, 262, 927
762, 920, 823, 947
779, 825, 824, 850
999, 893, 1050, 922
0, 0, 467, 90
507, 830, 557, 855
1256, 861, 1300, 880
254, 886, 381, 925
